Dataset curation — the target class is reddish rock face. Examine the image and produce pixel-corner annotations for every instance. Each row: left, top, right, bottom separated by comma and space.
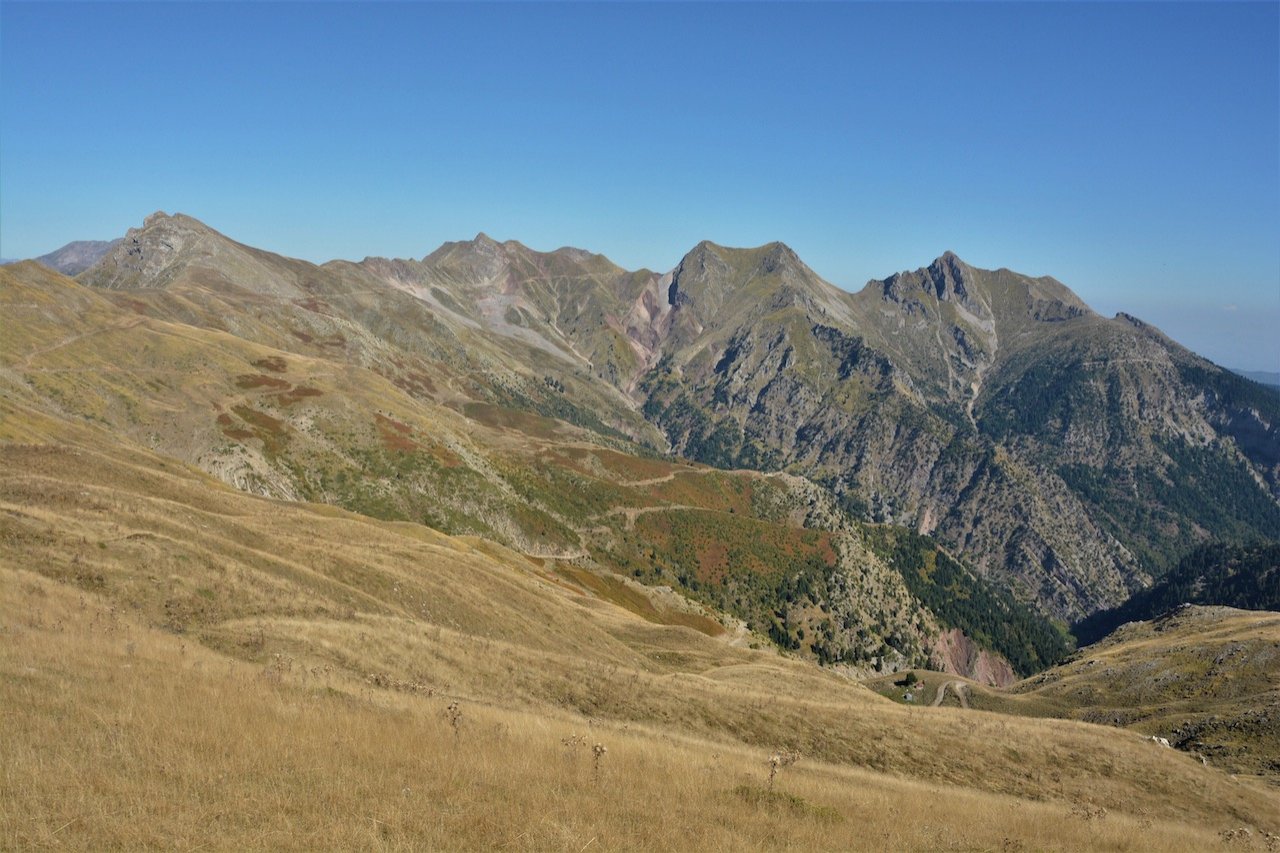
930, 627, 1016, 687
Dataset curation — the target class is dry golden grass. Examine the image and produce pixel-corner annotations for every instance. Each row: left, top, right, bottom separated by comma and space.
864, 612, 1280, 780
5, 571, 1270, 852
2, 396, 1279, 849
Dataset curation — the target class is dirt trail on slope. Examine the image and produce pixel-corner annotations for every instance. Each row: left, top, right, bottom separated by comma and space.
604, 504, 699, 531
16, 316, 146, 370
616, 472, 679, 487
932, 681, 971, 709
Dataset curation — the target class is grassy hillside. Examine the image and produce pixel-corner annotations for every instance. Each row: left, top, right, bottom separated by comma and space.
868, 605, 1280, 780
3, 400, 1278, 849
1016, 606, 1280, 779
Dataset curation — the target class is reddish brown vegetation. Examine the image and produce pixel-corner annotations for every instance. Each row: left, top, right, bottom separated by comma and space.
235, 374, 291, 391
293, 297, 333, 315
375, 414, 419, 452
277, 386, 323, 405
250, 356, 288, 373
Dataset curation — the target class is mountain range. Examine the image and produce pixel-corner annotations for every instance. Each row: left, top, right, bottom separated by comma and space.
1233, 369, 1280, 391
5, 210, 1280, 846
4, 211, 1278, 677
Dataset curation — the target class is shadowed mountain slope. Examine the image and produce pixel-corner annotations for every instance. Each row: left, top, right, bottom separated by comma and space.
1073, 542, 1280, 646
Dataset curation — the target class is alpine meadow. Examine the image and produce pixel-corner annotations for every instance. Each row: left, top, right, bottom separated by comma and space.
2, 2, 1278, 851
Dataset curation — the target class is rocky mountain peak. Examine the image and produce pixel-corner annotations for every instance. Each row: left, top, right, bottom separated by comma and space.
77, 212, 309, 297
925, 251, 976, 306
79, 212, 218, 289
760, 241, 802, 274
419, 233, 513, 286
679, 239, 730, 270
682, 240, 805, 275
670, 240, 812, 303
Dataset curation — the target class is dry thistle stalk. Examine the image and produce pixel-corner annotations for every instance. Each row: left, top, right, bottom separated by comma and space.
767, 749, 799, 790
592, 743, 607, 784
1070, 804, 1107, 822
445, 701, 462, 745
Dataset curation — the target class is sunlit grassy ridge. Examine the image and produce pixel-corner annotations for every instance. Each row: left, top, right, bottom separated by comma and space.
2, 398, 1278, 849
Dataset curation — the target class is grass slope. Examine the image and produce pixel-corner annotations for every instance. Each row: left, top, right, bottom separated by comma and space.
869, 605, 1280, 780
2, 398, 1279, 848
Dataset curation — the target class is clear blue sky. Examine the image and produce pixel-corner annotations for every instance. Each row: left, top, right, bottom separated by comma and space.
3, 2, 1277, 371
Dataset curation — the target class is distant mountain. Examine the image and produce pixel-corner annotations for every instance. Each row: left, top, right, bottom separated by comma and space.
1072, 542, 1280, 645
1232, 368, 1280, 391
34, 239, 122, 275
28, 211, 1280, 630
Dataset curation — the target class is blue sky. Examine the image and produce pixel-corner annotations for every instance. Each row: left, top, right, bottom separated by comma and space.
2, 2, 1277, 371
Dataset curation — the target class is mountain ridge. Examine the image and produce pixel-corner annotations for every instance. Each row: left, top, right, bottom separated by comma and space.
63, 212, 1280, 626
12, 257, 1047, 683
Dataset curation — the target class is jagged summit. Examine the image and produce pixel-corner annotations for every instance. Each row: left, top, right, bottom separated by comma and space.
874, 251, 979, 309
925, 250, 976, 305
865, 250, 1097, 327
77, 212, 310, 297
78, 211, 219, 290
